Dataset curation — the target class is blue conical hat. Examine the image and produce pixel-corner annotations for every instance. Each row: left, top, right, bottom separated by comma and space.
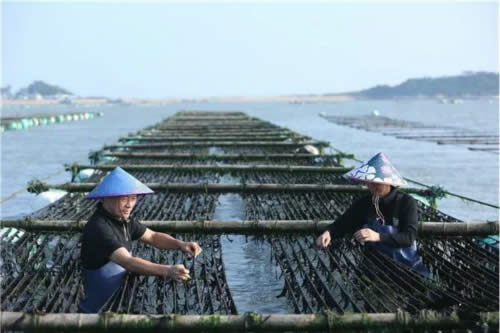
344, 152, 408, 187
85, 167, 154, 199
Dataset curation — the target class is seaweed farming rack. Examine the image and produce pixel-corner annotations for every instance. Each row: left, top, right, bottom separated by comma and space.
319, 113, 500, 154
1, 111, 498, 332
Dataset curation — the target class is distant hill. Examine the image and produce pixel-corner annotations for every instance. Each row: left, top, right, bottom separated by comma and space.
345, 72, 499, 99
15, 80, 73, 97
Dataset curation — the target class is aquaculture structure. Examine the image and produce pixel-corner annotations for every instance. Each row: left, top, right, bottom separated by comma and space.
1, 111, 498, 332
0, 111, 104, 132
319, 113, 500, 154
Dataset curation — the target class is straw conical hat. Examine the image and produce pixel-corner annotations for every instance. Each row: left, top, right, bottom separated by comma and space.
85, 167, 154, 199
344, 152, 407, 187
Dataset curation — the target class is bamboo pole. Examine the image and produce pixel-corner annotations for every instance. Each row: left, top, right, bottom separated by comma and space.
26, 182, 430, 195
102, 152, 350, 160
103, 141, 330, 149
396, 135, 498, 140
142, 127, 292, 133
157, 121, 277, 126
163, 117, 266, 126
1, 219, 498, 236
139, 130, 298, 136
437, 139, 499, 145
176, 111, 246, 116
468, 147, 499, 152
66, 164, 353, 174
169, 116, 251, 121
154, 125, 280, 130
1, 311, 497, 331
119, 136, 302, 142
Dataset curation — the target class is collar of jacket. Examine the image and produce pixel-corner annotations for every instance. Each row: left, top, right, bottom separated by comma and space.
378, 187, 398, 207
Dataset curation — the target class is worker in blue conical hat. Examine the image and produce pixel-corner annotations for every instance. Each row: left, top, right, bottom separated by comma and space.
79, 167, 202, 313
316, 152, 428, 277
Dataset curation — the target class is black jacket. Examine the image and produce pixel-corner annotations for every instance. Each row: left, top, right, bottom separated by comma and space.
327, 188, 418, 247
81, 203, 146, 270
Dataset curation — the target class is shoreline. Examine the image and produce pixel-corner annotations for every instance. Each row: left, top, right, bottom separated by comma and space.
2, 94, 498, 107
0, 95, 352, 107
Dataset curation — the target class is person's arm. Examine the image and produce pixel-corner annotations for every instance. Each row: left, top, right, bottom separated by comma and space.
328, 197, 366, 238
140, 228, 202, 257
110, 247, 190, 281
379, 195, 418, 247
316, 197, 366, 248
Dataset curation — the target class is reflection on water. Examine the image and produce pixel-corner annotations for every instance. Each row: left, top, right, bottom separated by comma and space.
214, 175, 288, 313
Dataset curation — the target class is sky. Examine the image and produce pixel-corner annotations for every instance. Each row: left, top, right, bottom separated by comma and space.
2, 1, 499, 98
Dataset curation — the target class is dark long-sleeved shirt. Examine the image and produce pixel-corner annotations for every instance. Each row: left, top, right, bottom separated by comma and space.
328, 188, 418, 247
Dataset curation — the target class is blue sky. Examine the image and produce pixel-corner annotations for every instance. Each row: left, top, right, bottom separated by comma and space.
2, 2, 498, 98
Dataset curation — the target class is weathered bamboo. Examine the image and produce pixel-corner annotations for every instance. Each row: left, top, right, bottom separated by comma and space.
1, 219, 498, 236
1, 311, 497, 331
67, 164, 353, 174
141, 128, 293, 133
119, 136, 302, 142
102, 152, 351, 160
138, 131, 298, 137
468, 147, 499, 152
397, 135, 499, 140
103, 141, 329, 149
165, 119, 266, 124
169, 116, 251, 121
437, 139, 499, 145
154, 125, 280, 131
176, 111, 246, 116
27, 182, 430, 195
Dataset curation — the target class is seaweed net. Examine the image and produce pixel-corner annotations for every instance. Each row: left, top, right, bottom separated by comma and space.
2, 111, 498, 319
243, 192, 498, 314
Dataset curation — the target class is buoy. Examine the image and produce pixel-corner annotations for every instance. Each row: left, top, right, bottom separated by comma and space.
57, 115, 65, 123
77, 169, 95, 182
7, 122, 19, 130
30, 190, 67, 212
295, 144, 320, 155
20, 119, 31, 129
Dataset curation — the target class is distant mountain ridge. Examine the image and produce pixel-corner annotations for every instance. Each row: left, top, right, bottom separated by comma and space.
347, 72, 499, 99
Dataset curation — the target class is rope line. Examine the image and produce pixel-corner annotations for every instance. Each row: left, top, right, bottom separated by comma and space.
0, 168, 66, 205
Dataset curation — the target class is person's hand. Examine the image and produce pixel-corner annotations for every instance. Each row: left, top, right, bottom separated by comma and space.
354, 228, 380, 243
179, 241, 202, 257
316, 231, 331, 249
166, 264, 191, 281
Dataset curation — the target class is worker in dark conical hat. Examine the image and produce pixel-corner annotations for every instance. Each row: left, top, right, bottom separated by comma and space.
80, 167, 202, 313
316, 152, 428, 276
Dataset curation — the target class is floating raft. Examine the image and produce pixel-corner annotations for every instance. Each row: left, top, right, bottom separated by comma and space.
320, 113, 500, 154
0, 111, 104, 132
1, 111, 498, 332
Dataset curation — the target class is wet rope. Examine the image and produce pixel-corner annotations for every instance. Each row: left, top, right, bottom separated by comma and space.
328, 147, 499, 209
0, 168, 66, 205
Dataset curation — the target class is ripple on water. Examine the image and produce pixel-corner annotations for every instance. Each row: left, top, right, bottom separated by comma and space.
213, 176, 289, 314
